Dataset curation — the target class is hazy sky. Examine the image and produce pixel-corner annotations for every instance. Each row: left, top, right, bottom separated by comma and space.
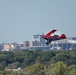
0, 0, 76, 43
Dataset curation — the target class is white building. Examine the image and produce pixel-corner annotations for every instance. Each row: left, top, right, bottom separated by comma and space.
32, 35, 46, 46
2, 43, 20, 51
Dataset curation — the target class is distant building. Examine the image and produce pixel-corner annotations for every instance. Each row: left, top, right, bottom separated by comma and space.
12, 43, 20, 50
49, 39, 76, 50
2, 43, 20, 51
20, 41, 30, 49
2, 34, 76, 51
0, 44, 4, 51
32, 34, 46, 46
27, 46, 50, 50
21, 35, 76, 50
20, 41, 29, 47
29, 40, 40, 47
27, 34, 50, 50
3, 44, 12, 51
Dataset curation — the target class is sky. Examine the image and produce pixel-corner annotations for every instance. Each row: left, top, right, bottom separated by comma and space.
0, 0, 76, 43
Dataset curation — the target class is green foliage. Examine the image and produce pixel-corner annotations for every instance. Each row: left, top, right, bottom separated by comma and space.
23, 63, 44, 75
70, 68, 76, 75
46, 61, 69, 75
0, 49, 76, 74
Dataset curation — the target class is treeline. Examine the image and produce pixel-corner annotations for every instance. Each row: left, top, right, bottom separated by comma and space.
23, 61, 76, 75
0, 49, 76, 75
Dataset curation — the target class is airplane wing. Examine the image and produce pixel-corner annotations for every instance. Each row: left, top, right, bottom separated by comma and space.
45, 30, 57, 36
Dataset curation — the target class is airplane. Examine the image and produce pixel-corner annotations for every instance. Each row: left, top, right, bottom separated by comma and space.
42, 29, 66, 44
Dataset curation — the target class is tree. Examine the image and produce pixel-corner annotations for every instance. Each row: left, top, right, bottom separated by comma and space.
56, 61, 68, 75
23, 63, 44, 75
47, 61, 69, 75
70, 68, 76, 75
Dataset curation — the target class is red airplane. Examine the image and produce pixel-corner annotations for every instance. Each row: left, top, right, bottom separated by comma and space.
42, 30, 66, 44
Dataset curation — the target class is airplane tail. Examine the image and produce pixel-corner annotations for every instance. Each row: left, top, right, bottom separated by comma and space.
61, 34, 66, 39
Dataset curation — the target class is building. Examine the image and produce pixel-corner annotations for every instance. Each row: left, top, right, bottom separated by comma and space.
2, 43, 20, 51
27, 46, 50, 50
20, 41, 30, 49
20, 41, 29, 47
32, 34, 46, 46
28, 34, 50, 50
49, 38, 76, 50
21, 35, 76, 50
0, 44, 4, 51
3, 44, 12, 51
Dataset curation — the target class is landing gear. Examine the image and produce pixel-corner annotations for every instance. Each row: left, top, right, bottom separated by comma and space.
46, 38, 51, 44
